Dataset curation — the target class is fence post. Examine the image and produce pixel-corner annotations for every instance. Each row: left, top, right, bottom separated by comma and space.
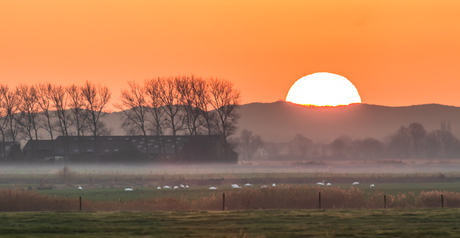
384, 195, 386, 209
79, 196, 82, 211
442, 194, 444, 208
319, 192, 321, 209
223, 193, 225, 211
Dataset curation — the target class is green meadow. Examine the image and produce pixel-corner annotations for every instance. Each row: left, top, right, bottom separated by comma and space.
34, 182, 460, 202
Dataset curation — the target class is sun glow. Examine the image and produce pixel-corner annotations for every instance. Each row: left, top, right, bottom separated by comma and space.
286, 72, 361, 107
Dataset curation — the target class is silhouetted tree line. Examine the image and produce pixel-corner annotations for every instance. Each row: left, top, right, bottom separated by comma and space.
238, 121, 460, 161
326, 121, 460, 160
0, 75, 241, 161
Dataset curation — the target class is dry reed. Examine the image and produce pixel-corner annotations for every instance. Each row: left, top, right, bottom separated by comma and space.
0, 186, 457, 212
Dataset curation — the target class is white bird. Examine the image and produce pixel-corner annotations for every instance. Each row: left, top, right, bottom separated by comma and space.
326, 183, 332, 186
180, 184, 185, 188
185, 184, 189, 189
244, 183, 253, 187
261, 185, 268, 188
316, 180, 325, 186
352, 182, 359, 185
78, 185, 82, 191
272, 183, 276, 187
124, 188, 133, 191
370, 184, 375, 188
173, 186, 179, 189
231, 184, 241, 189
209, 187, 217, 190
163, 185, 171, 189
157, 186, 161, 190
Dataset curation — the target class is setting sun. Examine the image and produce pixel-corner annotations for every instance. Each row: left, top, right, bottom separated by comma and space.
286, 72, 361, 107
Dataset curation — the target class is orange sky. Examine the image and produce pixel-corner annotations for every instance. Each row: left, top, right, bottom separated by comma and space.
1, 0, 460, 107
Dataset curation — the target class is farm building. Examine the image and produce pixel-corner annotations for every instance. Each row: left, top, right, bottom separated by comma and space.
0, 142, 24, 162
22, 135, 237, 164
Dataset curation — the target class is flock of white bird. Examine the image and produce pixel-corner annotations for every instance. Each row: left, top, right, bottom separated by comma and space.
210, 183, 276, 190
157, 184, 190, 190
315, 181, 375, 188
77, 181, 375, 191
78, 185, 135, 191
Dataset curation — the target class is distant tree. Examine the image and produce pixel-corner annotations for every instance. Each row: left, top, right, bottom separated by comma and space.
409, 122, 426, 158
354, 138, 384, 159
115, 80, 151, 160
291, 134, 313, 158
331, 138, 346, 157
434, 129, 459, 158
81, 81, 112, 157
388, 126, 412, 158
238, 129, 264, 160
425, 131, 441, 158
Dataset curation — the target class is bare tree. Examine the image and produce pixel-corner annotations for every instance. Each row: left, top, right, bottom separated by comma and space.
144, 78, 165, 136
176, 75, 204, 135
209, 77, 241, 142
192, 77, 215, 135
0, 86, 22, 144
158, 77, 183, 155
409, 122, 427, 158
67, 84, 88, 137
17, 84, 42, 141
208, 77, 241, 161
67, 84, 89, 154
81, 80, 111, 157
50, 85, 71, 137
50, 85, 72, 157
0, 85, 10, 159
115, 80, 150, 160
37, 83, 56, 141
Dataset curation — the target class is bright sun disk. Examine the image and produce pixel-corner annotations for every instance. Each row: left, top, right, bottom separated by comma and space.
286, 72, 361, 107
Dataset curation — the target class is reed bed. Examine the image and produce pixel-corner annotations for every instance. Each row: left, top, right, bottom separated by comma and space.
0, 186, 458, 212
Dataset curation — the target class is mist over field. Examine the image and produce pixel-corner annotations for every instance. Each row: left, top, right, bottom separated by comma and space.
1, 160, 459, 175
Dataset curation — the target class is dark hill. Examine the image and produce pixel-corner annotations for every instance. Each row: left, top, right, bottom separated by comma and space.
237, 101, 460, 143
93, 102, 460, 144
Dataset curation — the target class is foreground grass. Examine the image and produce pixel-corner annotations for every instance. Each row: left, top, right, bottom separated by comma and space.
0, 208, 459, 237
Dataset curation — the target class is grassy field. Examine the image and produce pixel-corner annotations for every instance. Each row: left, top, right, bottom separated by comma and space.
1, 166, 460, 236
0, 208, 459, 237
